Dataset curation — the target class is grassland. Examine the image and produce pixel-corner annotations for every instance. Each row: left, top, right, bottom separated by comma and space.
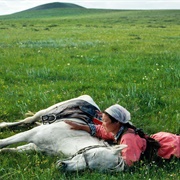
0, 8, 179, 179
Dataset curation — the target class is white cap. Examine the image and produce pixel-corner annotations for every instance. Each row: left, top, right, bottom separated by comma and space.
105, 104, 131, 124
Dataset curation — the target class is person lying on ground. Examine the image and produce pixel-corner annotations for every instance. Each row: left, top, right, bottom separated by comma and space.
65, 104, 180, 167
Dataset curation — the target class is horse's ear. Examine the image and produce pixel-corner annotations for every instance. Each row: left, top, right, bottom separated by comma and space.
112, 144, 127, 155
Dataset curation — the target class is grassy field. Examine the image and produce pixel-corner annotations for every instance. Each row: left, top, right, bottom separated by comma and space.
0, 7, 180, 179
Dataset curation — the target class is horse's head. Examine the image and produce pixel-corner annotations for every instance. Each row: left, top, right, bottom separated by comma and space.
56, 144, 127, 172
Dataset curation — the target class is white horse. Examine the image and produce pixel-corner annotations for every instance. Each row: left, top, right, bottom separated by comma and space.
0, 95, 127, 171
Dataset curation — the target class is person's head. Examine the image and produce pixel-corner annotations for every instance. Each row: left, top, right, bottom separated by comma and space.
102, 104, 131, 134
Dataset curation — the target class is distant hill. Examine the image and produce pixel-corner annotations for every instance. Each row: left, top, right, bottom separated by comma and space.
25, 2, 85, 11
0, 2, 94, 19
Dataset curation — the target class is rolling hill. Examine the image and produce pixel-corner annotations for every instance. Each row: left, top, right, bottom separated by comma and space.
24, 2, 85, 11
0, 2, 92, 19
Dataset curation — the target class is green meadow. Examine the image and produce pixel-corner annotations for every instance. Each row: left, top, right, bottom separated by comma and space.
0, 7, 179, 179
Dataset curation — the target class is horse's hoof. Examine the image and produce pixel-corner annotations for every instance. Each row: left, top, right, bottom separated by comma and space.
0, 122, 7, 128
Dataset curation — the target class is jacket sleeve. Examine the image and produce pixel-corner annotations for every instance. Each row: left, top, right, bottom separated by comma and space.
94, 125, 115, 140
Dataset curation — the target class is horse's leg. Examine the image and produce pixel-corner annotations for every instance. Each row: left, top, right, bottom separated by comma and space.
0, 127, 37, 148
0, 97, 80, 129
0, 100, 69, 129
0, 109, 47, 128
0, 143, 37, 153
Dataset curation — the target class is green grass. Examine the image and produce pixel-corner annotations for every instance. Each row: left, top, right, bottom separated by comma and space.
0, 9, 180, 179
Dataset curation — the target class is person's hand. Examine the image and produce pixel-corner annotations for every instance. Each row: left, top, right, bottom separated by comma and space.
64, 120, 91, 133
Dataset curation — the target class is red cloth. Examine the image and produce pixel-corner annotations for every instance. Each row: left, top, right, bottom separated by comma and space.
95, 125, 146, 166
151, 132, 180, 159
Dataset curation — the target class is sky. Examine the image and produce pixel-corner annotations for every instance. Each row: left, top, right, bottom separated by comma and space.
0, 0, 180, 15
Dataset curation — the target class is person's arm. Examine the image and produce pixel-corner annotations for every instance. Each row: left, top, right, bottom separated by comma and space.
65, 120, 114, 140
